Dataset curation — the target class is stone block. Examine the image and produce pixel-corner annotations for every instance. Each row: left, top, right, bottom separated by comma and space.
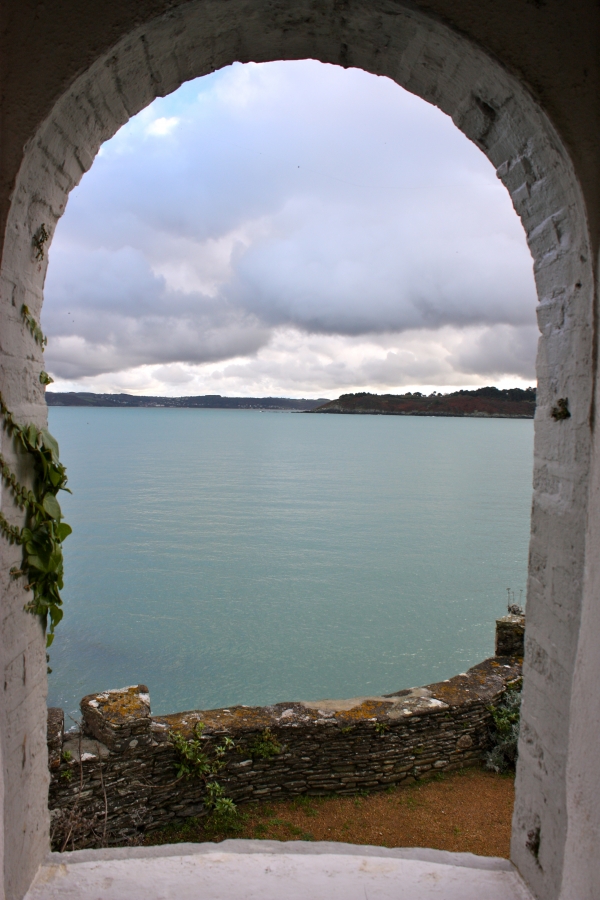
81, 685, 152, 751
496, 615, 526, 657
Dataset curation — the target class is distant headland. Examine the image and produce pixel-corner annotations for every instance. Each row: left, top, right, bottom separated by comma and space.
45, 392, 329, 411
46, 387, 536, 417
309, 386, 536, 418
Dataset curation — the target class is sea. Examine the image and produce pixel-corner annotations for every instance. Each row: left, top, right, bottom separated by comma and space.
46, 408, 533, 720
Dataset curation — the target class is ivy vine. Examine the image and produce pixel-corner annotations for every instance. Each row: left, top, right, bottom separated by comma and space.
22, 304, 48, 348
0, 304, 70, 648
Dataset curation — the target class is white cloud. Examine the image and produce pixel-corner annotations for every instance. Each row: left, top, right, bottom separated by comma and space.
43, 60, 537, 396
50, 324, 535, 398
146, 116, 180, 136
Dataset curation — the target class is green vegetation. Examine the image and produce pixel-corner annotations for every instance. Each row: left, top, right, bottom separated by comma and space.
248, 728, 282, 760
315, 385, 536, 418
169, 722, 237, 817
485, 684, 522, 773
21, 303, 47, 347
0, 304, 71, 649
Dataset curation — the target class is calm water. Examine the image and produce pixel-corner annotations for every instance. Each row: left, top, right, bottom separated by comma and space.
47, 408, 533, 718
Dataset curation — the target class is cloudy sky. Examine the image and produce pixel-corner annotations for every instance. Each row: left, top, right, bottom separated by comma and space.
42, 60, 538, 398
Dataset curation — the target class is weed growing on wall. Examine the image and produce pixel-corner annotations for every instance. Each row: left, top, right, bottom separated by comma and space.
248, 728, 282, 759
32, 224, 50, 262
169, 722, 237, 817
0, 304, 71, 648
485, 683, 522, 773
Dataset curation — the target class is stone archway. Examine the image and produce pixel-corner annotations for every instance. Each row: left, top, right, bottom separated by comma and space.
0, 3, 595, 899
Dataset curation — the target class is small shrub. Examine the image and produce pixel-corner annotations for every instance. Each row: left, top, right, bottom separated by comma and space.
485, 685, 522, 773
249, 728, 281, 760
205, 781, 236, 816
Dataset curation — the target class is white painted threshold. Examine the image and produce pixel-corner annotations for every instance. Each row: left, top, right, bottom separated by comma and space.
25, 839, 534, 900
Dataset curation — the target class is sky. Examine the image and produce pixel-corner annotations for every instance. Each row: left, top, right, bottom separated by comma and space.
42, 60, 538, 399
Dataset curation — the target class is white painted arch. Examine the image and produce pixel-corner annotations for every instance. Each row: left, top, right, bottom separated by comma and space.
0, 3, 596, 899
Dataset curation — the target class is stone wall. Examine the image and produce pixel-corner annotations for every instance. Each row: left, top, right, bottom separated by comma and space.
47, 619, 523, 850
495, 613, 526, 657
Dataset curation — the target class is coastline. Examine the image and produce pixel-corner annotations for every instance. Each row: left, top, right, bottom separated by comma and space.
307, 409, 534, 419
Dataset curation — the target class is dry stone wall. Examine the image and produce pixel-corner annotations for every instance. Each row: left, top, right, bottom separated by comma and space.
47, 619, 523, 850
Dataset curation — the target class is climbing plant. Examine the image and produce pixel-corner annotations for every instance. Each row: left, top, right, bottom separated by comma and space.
22, 303, 48, 348
169, 722, 238, 816
0, 302, 71, 648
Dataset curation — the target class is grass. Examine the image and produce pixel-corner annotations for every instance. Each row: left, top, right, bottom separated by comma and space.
144, 767, 515, 858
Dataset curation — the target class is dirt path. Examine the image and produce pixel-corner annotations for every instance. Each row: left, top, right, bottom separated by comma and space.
146, 768, 515, 858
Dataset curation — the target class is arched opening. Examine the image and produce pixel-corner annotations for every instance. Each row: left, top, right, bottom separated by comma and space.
0, 4, 594, 899
43, 57, 536, 720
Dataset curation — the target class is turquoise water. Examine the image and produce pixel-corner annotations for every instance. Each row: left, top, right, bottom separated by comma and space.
46, 408, 533, 718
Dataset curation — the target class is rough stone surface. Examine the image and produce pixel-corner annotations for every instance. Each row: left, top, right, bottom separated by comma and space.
47, 655, 521, 849
45, 709, 63, 773
80, 685, 152, 752
495, 616, 526, 658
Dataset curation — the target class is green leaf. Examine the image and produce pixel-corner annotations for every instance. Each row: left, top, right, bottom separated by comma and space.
26, 424, 38, 448
40, 429, 60, 462
42, 494, 61, 519
56, 522, 72, 542
26, 554, 48, 572
46, 551, 63, 573
49, 606, 63, 627
47, 468, 62, 487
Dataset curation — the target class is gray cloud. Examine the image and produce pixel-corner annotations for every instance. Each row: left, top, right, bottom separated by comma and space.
42, 60, 537, 394
448, 324, 538, 380
43, 247, 269, 378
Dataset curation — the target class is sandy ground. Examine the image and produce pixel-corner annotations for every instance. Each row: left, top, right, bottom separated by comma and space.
145, 767, 515, 858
